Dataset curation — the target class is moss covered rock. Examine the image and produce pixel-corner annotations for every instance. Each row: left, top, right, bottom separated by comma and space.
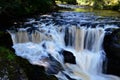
16, 57, 58, 80
0, 46, 28, 80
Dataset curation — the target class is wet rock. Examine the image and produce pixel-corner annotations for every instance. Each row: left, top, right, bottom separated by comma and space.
63, 72, 77, 80
17, 57, 58, 80
24, 24, 33, 28
0, 47, 27, 80
103, 28, 120, 76
60, 50, 76, 64
104, 29, 120, 59
45, 54, 63, 74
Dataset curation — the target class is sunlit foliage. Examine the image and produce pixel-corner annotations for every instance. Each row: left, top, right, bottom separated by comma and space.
56, 0, 120, 10
76, 0, 94, 6
56, 0, 77, 4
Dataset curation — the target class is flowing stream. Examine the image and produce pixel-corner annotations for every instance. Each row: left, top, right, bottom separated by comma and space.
8, 6, 120, 80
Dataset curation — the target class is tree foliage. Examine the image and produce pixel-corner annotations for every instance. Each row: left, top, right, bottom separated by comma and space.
56, 0, 77, 4
56, 0, 120, 10
0, 0, 56, 17
93, 0, 120, 10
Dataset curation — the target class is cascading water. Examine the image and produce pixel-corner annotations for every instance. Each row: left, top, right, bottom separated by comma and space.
8, 12, 120, 80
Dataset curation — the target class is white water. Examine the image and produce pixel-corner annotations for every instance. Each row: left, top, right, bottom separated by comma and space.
8, 24, 120, 80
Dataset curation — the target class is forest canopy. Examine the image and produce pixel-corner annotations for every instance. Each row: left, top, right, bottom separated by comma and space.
0, 0, 56, 17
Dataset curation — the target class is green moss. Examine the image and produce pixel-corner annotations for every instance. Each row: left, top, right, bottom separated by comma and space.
0, 46, 57, 80
0, 46, 27, 80
7, 53, 16, 61
0, 31, 4, 35
0, 47, 15, 61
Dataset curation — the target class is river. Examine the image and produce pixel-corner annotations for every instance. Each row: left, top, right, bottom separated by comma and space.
8, 4, 120, 80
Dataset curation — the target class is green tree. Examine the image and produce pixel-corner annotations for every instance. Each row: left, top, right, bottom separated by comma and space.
93, 0, 104, 9
57, 0, 77, 4
0, 0, 56, 17
76, 0, 120, 10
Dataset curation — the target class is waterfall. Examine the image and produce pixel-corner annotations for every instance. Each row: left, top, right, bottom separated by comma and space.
8, 24, 120, 80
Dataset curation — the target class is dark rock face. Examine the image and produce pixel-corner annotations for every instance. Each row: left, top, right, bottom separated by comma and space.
17, 57, 58, 80
0, 59, 27, 80
60, 49, 76, 64
0, 31, 13, 49
103, 28, 120, 76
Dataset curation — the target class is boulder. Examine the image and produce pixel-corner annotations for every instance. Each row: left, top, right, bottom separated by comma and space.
103, 28, 120, 76
17, 57, 58, 80
0, 46, 27, 80
60, 49, 76, 64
